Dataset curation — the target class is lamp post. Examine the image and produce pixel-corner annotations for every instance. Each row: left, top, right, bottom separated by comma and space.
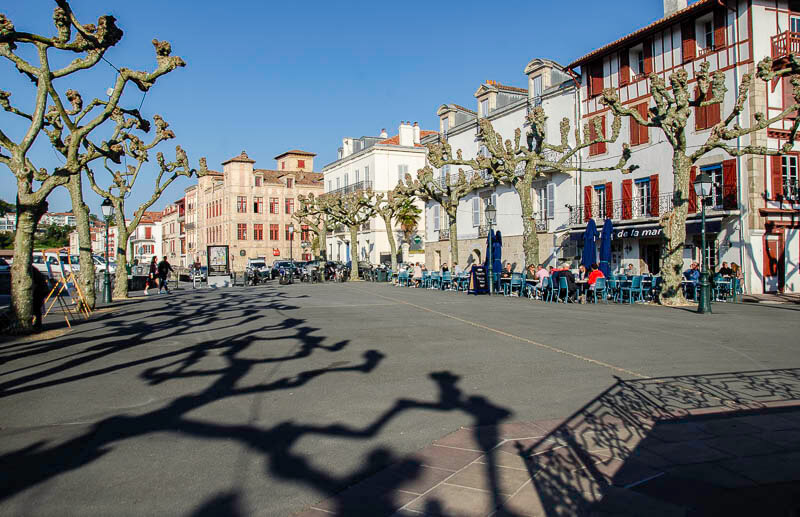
288, 223, 295, 261
693, 172, 713, 314
485, 202, 497, 295
100, 198, 114, 303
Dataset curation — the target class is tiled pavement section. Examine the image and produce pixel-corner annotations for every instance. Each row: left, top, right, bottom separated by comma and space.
295, 371, 800, 516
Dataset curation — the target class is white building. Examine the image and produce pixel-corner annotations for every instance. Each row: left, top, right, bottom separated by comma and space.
0, 213, 15, 232
423, 60, 579, 270
69, 212, 162, 265
41, 212, 77, 227
322, 122, 434, 264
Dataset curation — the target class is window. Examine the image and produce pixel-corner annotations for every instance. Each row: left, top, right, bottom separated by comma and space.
397, 164, 409, 185
145, 226, 152, 239
480, 99, 489, 117
536, 184, 555, 219
594, 186, 606, 218
269, 197, 279, 214
254, 223, 263, 240
589, 61, 604, 97
287, 178, 293, 189
344, 173, 349, 187
328, 180, 332, 192
531, 75, 542, 103
634, 179, 651, 217
237, 223, 247, 240
301, 225, 310, 241
285, 198, 294, 214
479, 145, 490, 159
701, 164, 724, 208
433, 205, 440, 231
285, 225, 294, 241
237, 196, 247, 213
629, 103, 649, 146
589, 116, 607, 156
695, 85, 721, 130
782, 155, 799, 200
281, 161, 285, 170
255, 176, 262, 187
364, 165, 370, 184
298, 159, 305, 169
355, 169, 360, 185
440, 164, 450, 185
634, 50, 644, 77
472, 197, 480, 227
254, 197, 263, 214
269, 224, 279, 240
704, 21, 714, 49
336, 177, 340, 190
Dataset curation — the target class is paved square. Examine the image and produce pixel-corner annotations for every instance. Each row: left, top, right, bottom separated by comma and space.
0, 283, 798, 516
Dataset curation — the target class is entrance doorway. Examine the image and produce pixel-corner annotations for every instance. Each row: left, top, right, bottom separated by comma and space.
434, 250, 441, 270
764, 233, 785, 293
641, 241, 661, 275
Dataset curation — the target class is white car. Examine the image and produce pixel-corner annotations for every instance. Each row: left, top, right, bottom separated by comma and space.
93, 255, 116, 274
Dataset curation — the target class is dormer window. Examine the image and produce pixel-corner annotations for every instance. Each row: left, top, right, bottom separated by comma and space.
281, 161, 285, 170
287, 177, 294, 189
531, 75, 543, 100
255, 176, 262, 187
441, 117, 449, 133
480, 99, 489, 117
298, 159, 305, 169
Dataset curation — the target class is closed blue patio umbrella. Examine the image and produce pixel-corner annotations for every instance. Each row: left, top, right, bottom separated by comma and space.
493, 230, 503, 274
581, 219, 598, 269
599, 218, 614, 277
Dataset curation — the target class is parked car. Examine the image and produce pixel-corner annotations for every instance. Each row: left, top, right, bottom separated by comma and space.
0, 257, 9, 273
271, 260, 296, 279
92, 255, 116, 274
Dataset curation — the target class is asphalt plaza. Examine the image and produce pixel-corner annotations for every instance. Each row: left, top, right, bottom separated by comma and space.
0, 282, 798, 516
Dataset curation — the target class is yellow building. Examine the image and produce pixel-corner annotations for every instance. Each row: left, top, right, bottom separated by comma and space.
194, 150, 323, 271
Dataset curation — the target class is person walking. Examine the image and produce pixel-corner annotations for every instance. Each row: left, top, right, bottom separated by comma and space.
31, 266, 49, 331
157, 256, 174, 294
145, 256, 158, 296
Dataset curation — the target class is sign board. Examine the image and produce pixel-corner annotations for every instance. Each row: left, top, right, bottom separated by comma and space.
273, 248, 280, 256
413, 235, 422, 245
468, 265, 489, 295
207, 245, 230, 276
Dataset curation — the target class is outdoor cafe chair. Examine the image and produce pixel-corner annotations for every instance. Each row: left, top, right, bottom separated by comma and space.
503, 273, 523, 296
441, 271, 453, 290
713, 275, 732, 302
421, 271, 430, 288
556, 276, 570, 303
398, 271, 409, 287
429, 271, 441, 289
532, 276, 549, 301
620, 275, 643, 304
732, 277, 742, 302
590, 277, 608, 303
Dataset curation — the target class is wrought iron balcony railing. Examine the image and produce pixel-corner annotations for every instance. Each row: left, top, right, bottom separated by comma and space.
532, 216, 549, 233
439, 228, 450, 241
326, 180, 373, 196
477, 224, 489, 237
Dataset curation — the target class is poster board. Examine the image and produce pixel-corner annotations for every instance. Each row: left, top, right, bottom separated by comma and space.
207, 245, 230, 276
468, 265, 489, 295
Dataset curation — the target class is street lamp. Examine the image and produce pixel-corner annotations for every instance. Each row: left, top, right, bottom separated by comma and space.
288, 223, 295, 261
693, 172, 713, 314
100, 198, 114, 303
485, 202, 497, 295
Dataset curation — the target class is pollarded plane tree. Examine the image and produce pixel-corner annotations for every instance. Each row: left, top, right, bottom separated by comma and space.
85, 123, 202, 299
600, 58, 800, 304
397, 146, 490, 267
474, 109, 631, 266
0, 2, 185, 328
317, 190, 376, 280
373, 189, 420, 272
295, 193, 333, 265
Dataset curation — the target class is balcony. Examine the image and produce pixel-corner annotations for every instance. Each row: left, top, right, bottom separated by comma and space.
439, 228, 450, 241
478, 225, 489, 237
532, 216, 549, 233
327, 180, 373, 196
771, 31, 800, 61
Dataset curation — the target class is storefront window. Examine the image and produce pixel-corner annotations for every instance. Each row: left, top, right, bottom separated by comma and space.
695, 234, 719, 272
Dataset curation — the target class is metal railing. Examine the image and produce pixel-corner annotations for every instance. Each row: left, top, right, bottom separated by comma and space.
326, 180, 373, 196
439, 228, 450, 241
772, 31, 800, 60
477, 225, 489, 237
532, 216, 549, 233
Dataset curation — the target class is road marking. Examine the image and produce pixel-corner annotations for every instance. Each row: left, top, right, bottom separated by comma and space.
355, 287, 648, 379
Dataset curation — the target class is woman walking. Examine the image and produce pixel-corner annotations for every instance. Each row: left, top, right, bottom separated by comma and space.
145, 256, 158, 296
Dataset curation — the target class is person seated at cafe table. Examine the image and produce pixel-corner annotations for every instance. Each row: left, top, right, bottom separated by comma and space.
624, 263, 637, 276
578, 264, 588, 281
717, 261, 733, 277
412, 262, 423, 287
683, 262, 700, 283
535, 264, 549, 282
588, 263, 605, 289
441, 263, 449, 273
525, 264, 537, 281
500, 263, 513, 279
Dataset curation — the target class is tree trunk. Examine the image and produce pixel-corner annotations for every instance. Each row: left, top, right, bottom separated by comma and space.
517, 178, 539, 267
9, 199, 44, 330
113, 210, 131, 299
447, 206, 459, 266
66, 174, 96, 308
348, 224, 359, 280
382, 213, 398, 272
660, 151, 690, 305
318, 225, 327, 283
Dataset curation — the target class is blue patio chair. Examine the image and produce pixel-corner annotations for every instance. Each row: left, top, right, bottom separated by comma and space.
420, 271, 430, 288
620, 275, 643, 304
398, 271, 409, 287
429, 272, 441, 289
506, 273, 524, 297
441, 271, 453, 290
532, 276, 548, 301
591, 277, 608, 303
556, 276, 570, 303
650, 276, 663, 300
732, 277, 742, 302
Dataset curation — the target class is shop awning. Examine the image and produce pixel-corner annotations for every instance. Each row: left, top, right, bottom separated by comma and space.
569, 218, 723, 241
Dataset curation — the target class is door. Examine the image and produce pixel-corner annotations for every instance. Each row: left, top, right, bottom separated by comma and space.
641, 242, 661, 275
763, 233, 785, 293
434, 250, 441, 270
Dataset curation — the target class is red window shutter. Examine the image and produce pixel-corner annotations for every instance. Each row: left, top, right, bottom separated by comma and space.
605, 182, 613, 219
714, 7, 727, 49
722, 159, 737, 209
707, 85, 721, 126
619, 51, 630, 86
584, 186, 593, 222
643, 39, 653, 75
598, 116, 607, 154
783, 77, 797, 118
681, 20, 696, 62
622, 179, 633, 220
638, 103, 649, 144
771, 155, 784, 200
629, 111, 640, 146
590, 61, 604, 97
695, 87, 707, 130
689, 166, 698, 213
589, 118, 599, 155
650, 174, 659, 216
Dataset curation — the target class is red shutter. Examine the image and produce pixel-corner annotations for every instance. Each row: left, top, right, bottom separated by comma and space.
650, 174, 659, 216
584, 186, 593, 222
707, 85, 721, 126
771, 154, 784, 200
595, 116, 607, 154
619, 51, 630, 86
681, 20, 696, 62
689, 166, 698, 213
605, 182, 614, 219
695, 87, 707, 130
622, 179, 633, 220
629, 110, 640, 146
638, 103, 649, 144
590, 61, 604, 97
783, 77, 797, 119
714, 7, 727, 49
722, 159, 737, 209
643, 39, 653, 75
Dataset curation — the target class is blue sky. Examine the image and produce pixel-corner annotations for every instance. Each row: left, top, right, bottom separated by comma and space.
1, 0, 673, 217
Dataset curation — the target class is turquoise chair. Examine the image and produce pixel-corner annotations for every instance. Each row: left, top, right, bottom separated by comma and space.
429, 271, 441, 289
441, 271, 453, 290
508, 273, 524, 297
620, 275, 643, 304
398, 271, 409, 287
556, 275, 570, 303
591, 277, 608, 303
421, 271, 430, 288
532, 276, 548, 301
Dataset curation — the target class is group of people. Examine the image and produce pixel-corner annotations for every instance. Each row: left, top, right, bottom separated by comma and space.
144, 255, 174, 296
683, 261, 743, 283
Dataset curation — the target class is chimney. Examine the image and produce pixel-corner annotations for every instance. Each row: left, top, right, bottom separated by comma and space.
380, 128, 388, 138
342, 137, 353, 158
398, 121, 414, 147
413, 122, 420, 145
663, 0, 687, 17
